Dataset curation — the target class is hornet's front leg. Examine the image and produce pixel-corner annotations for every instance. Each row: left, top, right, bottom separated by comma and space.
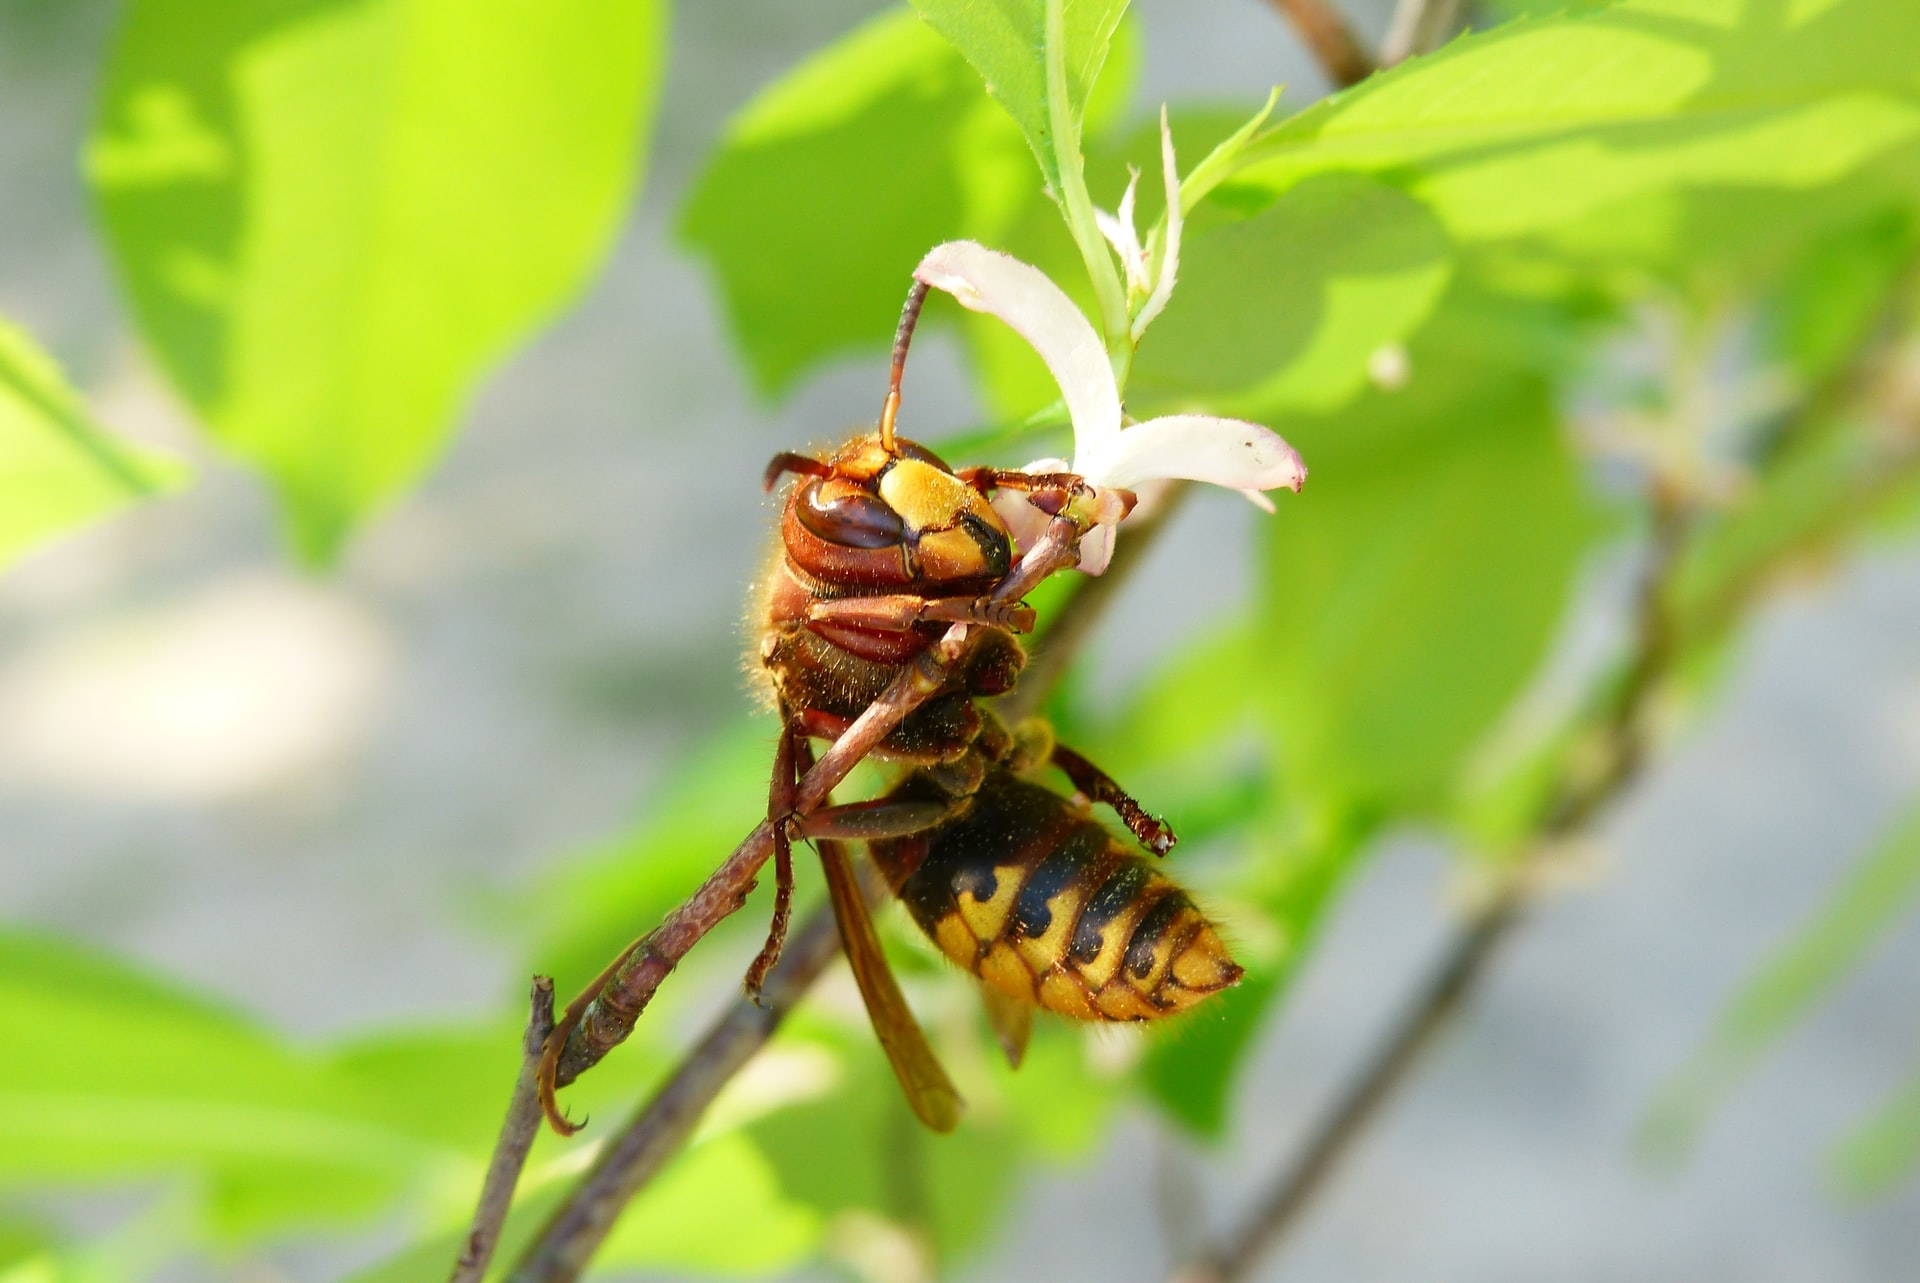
807, 593, 1036, 635
743, 717, 801, 1002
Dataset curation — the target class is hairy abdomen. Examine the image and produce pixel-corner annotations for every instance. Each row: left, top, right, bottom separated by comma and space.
875, 772, 1241, 1020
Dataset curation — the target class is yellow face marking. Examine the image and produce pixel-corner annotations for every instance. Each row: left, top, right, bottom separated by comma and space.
912, 528, 994, 580
878, 459, 969, 531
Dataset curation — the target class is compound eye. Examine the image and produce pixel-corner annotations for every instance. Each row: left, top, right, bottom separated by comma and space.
797, 480, 907, 549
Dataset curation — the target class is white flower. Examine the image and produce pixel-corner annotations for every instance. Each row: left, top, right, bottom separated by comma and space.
913, 240, 1305, 575
1095, 106, 1185, 343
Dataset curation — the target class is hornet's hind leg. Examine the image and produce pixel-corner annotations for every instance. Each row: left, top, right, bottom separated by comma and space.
1048, 741, 1176, 856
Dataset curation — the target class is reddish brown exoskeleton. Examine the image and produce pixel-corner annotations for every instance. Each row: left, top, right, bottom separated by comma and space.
748, 281, 1241, 1130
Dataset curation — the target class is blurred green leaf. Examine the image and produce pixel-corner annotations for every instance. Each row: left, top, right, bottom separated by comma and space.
1767, 202, 1916, 380
0, 316, 188, 572
0, 928, 464, 1240
681, 8, 1032, 398
1835, 1063, 1920, 1196
600, 1131, 822, 1273
1132, 173, 1452, 415
681, 5, 1138, 408
1142, 819, 1369, 1137
1140, 294, 1612, 1132
1225, 0, 1920, 246
1257, 327, 1607, 814
748, 1020, 1019, 1267
350, 1132, 818, 1282
910, 0, 1128, 194
89, 0, 668, 562
523, 718, 774, 993
1644, 798, 1920, 1162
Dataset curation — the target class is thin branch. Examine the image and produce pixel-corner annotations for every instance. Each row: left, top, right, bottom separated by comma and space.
503, 504, 1184, 1283
1259, 0, 1376, 89
1174, 308, 1920, 1283
508, 896, 849, 1283
1174, 488, 1692, 1283
449, 977, 555, 1283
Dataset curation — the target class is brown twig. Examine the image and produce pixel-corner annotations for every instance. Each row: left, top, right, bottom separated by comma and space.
1259, 0, 1376, 89
507, 895, 851, 1283
502, 499, 1187, 1283
1174, 489, 1691, 1283
449, 977, 555, 1283
1174, 308, 1920, 1283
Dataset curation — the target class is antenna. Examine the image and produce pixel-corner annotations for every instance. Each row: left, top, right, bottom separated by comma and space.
878, 278, 928, 453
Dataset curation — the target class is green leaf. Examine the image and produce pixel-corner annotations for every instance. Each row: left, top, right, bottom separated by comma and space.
349, 1133, 818, 1282
1644, 799, 1920, 1163
0, 928, 465, 1241
681, 8, 1033, 397
1224, 0, 1920, 247
600, 1132, 821, 1273
1256, 326, 1607, 814
910, 0, 1128, 193
89, 0, 668, 562
0, 316, 188, 571
1131, 173, 1453, 415
746, 1020, 1025, 1267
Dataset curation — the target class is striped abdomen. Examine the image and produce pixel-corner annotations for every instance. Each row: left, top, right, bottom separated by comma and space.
871, 771, 1241, 1020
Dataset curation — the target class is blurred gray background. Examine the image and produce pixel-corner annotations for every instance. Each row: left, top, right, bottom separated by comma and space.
3, 0, 1919, 1279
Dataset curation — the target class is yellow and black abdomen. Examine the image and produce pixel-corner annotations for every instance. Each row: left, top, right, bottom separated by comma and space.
871, 770, 1241, 1020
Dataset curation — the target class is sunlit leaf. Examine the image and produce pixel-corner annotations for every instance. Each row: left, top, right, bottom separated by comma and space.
89, 0, 668, 561
0, 316, 188, 572
910, 0, 1129, 192
0, 928, 467, 1241
600, 1132, 822, 1273
1131, 173, 1453, 416
748, 1019, 1023, 1266
681, 5, 1136, 407
1644, 799, 1920, 1162
681, 9, 1030, 398
348, 1132, 818, 1281
1225, 0, 1920, 246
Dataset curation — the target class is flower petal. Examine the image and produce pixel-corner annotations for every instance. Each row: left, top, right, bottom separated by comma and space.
1085, 414, 1306, 497
915, 241, 1122, 463
989, 489, 1054, 556
1076, 521, 1117, 575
